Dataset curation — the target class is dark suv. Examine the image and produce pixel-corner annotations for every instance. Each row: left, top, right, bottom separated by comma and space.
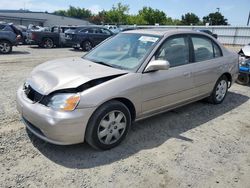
0, 23, 22, 54
65, 26, 113, 51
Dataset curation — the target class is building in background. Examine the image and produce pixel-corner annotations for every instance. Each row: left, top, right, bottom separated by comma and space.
0, 10, 91, 27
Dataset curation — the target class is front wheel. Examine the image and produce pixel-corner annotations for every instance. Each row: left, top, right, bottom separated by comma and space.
0, 40, 12, 54
207, 75, 228, 104
85, 101, 131, 150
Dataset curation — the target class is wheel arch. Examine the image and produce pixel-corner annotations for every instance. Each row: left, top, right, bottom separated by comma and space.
113, 97, 136, 121
221, 72, 232, 87
92, 97, 136, 122
81, 39, 93, 46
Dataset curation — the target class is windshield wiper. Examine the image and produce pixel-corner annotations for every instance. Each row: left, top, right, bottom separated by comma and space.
92, 61, 113, 68
86, 58, 126, 70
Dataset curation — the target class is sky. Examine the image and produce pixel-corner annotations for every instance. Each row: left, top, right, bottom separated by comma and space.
0, 0, 249, 26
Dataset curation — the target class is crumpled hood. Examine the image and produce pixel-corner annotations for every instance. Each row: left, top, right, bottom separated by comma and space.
27, 57, 128, 95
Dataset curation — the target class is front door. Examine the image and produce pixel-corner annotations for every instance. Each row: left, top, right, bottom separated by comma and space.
141, 35, 196, 115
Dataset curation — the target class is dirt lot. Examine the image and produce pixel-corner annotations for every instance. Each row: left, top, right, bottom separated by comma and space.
0, 46, 250, 188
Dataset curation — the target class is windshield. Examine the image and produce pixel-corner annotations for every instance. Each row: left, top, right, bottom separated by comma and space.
83, 33, 160, 71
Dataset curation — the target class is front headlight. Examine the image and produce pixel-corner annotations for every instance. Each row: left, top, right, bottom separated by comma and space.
47, 93, 80, 111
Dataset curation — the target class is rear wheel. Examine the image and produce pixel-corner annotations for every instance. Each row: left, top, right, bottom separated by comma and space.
0, 40, 12, 54
42, 38, 54, 48
81, 40, 92, 51
85, 101, 131, 150
207, 75, 228, 104
236, 73, 249, 85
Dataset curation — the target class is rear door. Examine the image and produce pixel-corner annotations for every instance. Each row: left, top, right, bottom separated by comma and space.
94, 28, 112, 45
141, 35, 196, 115
190, 35, 224, 95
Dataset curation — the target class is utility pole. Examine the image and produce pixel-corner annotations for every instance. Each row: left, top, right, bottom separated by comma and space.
247, 11, 250, 26
216, 8, 220, 13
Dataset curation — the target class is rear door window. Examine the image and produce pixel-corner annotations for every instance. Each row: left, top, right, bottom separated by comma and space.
94, 28, 103, 34
213, 43, 222, 57
191, 36, 214, 62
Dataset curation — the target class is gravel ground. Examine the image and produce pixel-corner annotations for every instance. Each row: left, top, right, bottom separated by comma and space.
0, 46, 250, 188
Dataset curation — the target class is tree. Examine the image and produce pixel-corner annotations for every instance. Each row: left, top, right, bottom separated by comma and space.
181, 13, 200, 25
126, 15, 147, 25
138, 7, 167, 25
203, 12, 228, 25
89, 10, 107, 24
54, 10, 67, 16
104, 3, 130, 24
54, 6, 92, 19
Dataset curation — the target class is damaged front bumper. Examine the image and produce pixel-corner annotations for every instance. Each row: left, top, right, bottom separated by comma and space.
16, 86, 95, 145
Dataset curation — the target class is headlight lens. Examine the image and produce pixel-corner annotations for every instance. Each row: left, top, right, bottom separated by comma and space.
47, 93, 80, 111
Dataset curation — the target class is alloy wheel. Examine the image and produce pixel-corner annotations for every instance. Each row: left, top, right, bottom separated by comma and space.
43, 38, 53, 48
215, 79, 227, 101
97, 110, 127, 145
0, 42, 11, 53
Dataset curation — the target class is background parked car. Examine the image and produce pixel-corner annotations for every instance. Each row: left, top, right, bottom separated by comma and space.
237, 44, 250, 85
65, 26, 113, 51
15, 25, 28, 45
104, 25, 121, 33
198, 29, 218, 39
0, 23, 22, 54
27, 25, 80, 48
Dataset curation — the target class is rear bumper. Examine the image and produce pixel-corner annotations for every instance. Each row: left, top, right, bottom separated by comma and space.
16, 86, 95, 145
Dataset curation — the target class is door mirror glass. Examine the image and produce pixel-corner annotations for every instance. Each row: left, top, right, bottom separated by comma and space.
144, 60, 170, 72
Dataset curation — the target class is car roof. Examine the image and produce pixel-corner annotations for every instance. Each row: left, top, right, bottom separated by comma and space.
123, 28, 211, 37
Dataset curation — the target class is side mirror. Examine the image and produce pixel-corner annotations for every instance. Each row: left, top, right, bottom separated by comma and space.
144, 60, 170, 73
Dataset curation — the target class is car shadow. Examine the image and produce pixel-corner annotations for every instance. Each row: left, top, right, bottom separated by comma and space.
4, 51, 30, 55
68, 49, 84, 52
28, 91, 249, 169
28, 46, 71, 49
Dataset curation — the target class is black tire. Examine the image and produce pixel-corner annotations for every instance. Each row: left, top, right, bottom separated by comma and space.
0, 40, 12, 54
85, 100, 131, 150
73, 47, 80, 50
236, 73, 249, 85
207, 75, 228, 104
81, 40, 92, 51
42, 38, 54, 48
